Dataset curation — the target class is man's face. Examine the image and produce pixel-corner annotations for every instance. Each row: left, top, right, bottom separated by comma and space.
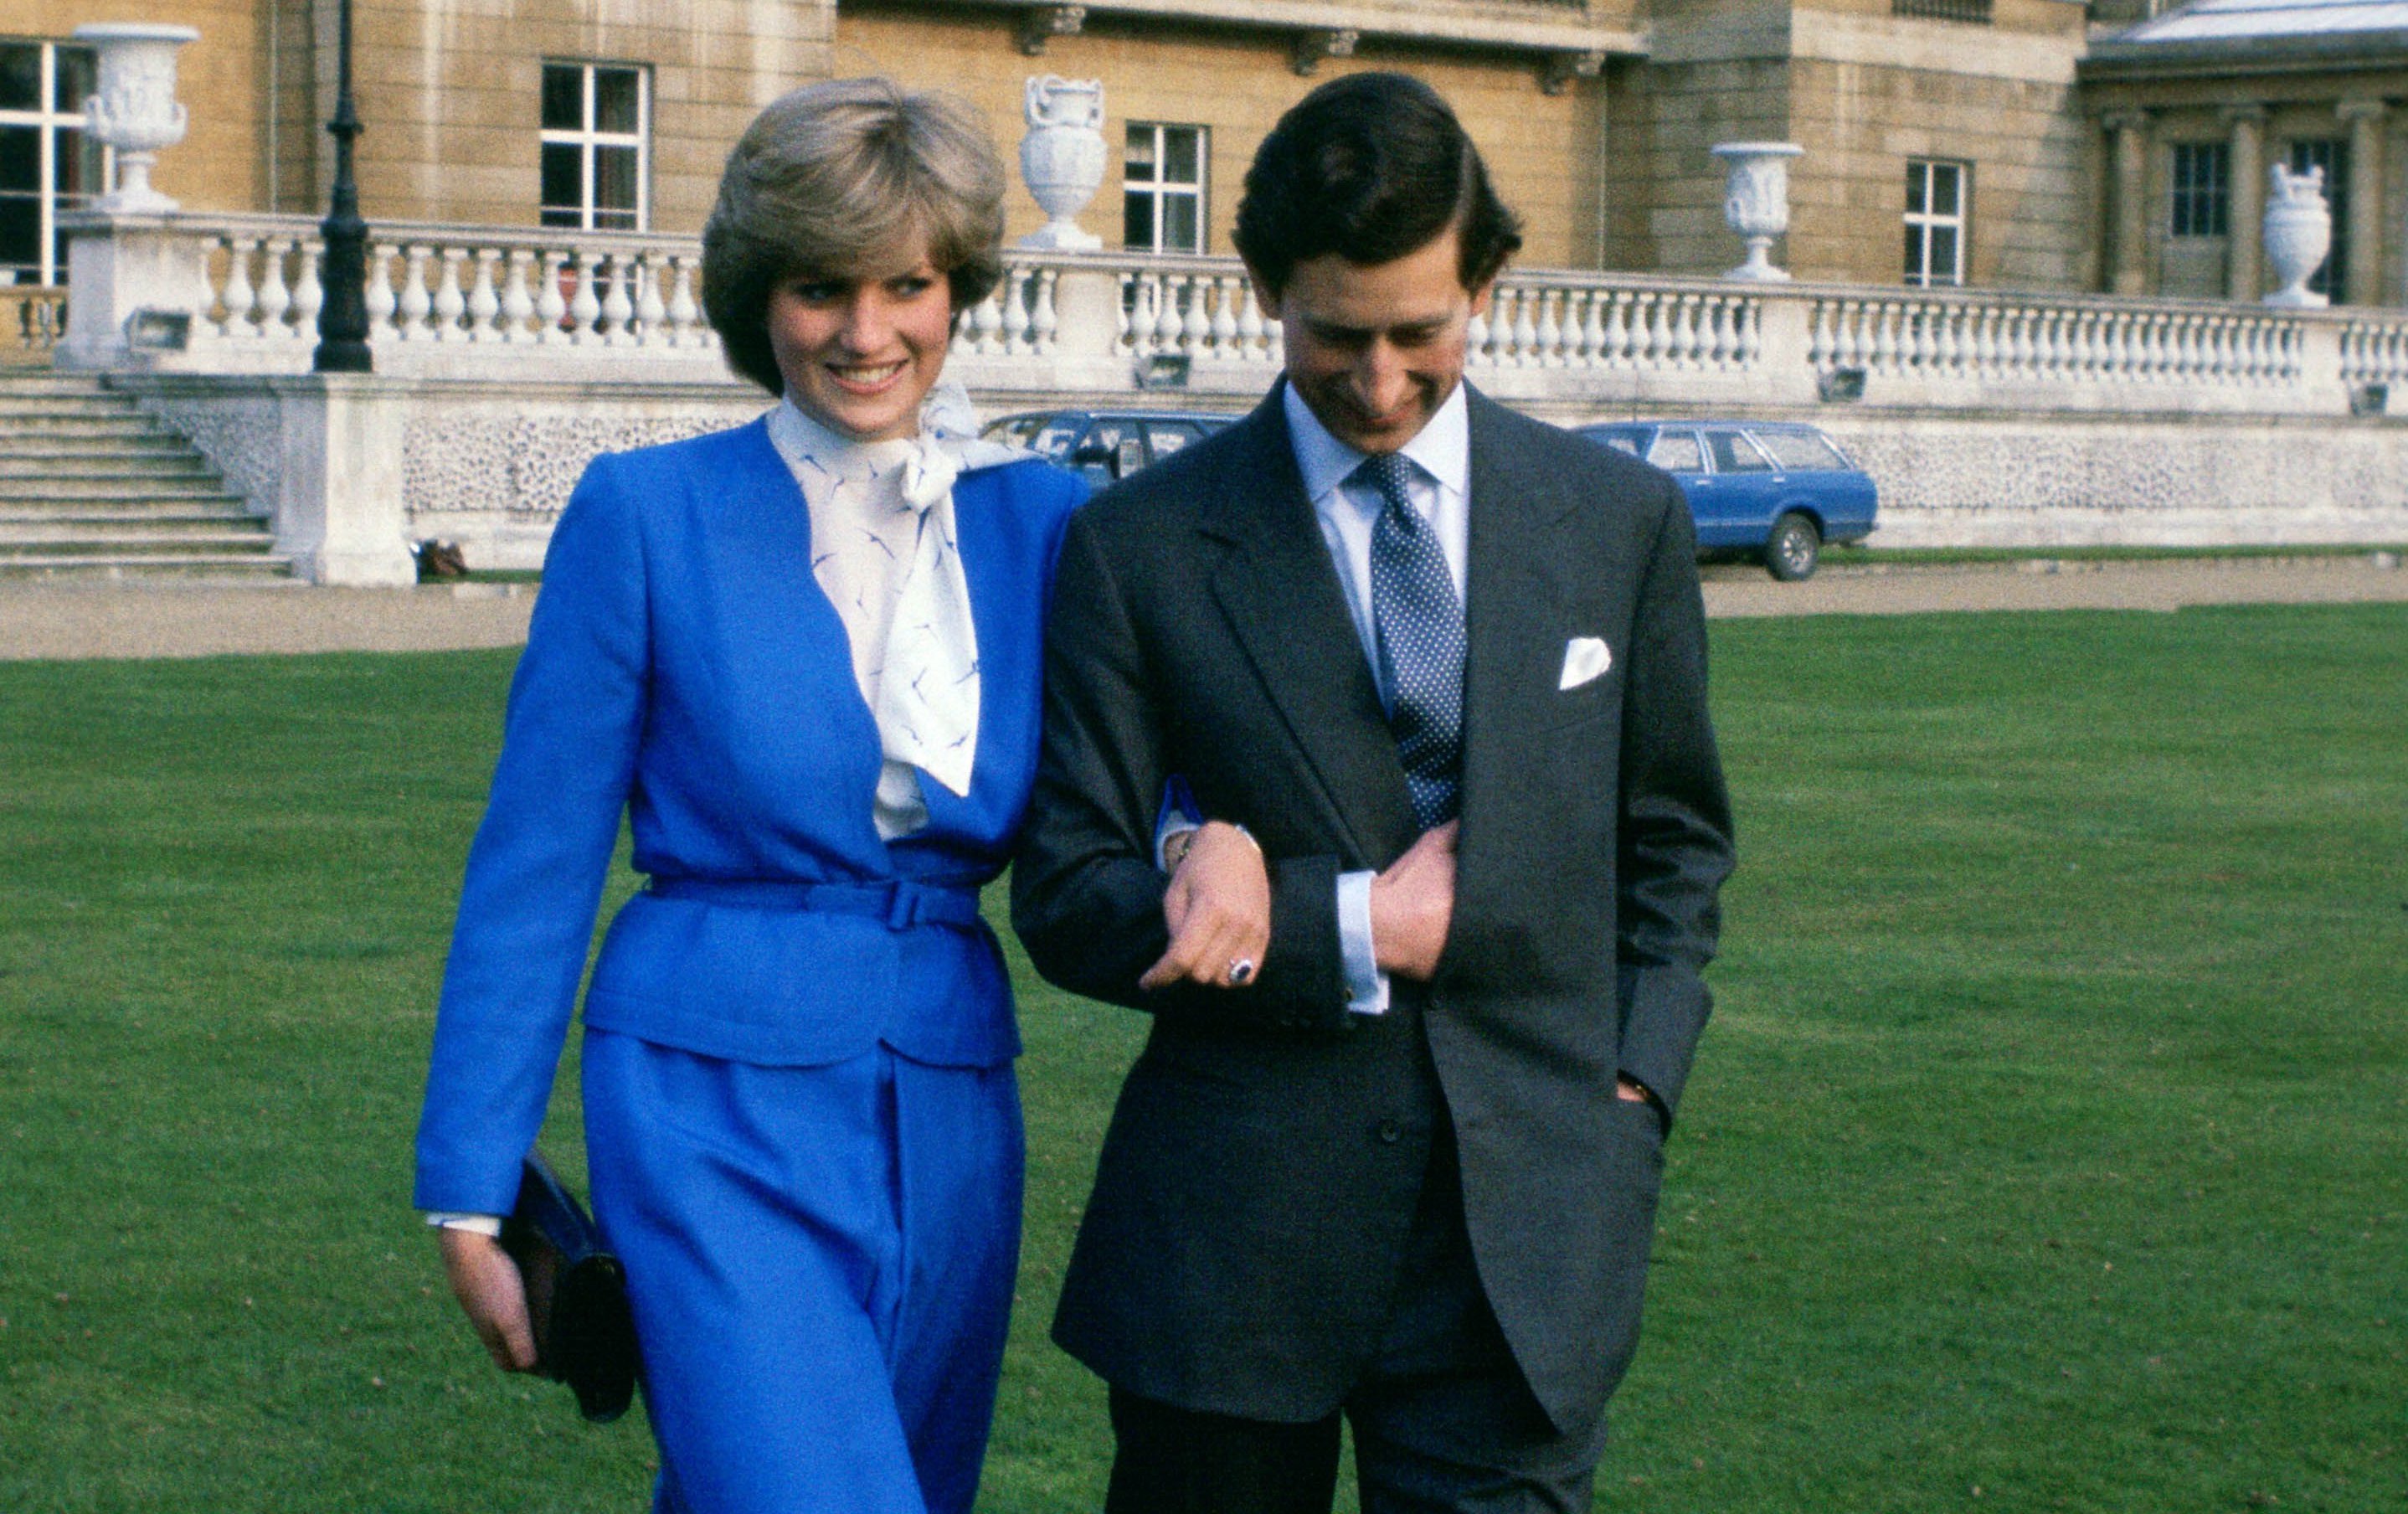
1261, 226, 1494, 456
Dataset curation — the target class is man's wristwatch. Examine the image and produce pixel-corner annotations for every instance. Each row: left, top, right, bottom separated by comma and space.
1162, 828, 1197, 871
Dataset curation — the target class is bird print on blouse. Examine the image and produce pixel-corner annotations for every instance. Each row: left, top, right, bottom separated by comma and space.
768, 384, 1022, 839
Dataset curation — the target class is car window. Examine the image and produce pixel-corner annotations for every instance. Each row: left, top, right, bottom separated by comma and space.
1582, 427, 1645, 457
1143, 420, 1204, 459
1752, 429, 1847, 471
1027, 417, 1084, 461
1645, 431, 1704, 472
1084, 420, 1129, 454
983, 414, 1047, 447
1706, 429, 1773, 473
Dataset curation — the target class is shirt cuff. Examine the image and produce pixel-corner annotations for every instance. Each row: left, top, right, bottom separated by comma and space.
1336, 869, 1389, 1016
1154, 774, 1206, 871
424, 1212, 505, 1238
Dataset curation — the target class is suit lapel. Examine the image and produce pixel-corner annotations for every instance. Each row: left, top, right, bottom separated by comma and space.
1204, 391, 1419, 868
1460, 388, 1582, 830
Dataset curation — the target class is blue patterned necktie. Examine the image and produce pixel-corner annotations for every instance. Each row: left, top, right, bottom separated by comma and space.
1355, 451, 1464, 831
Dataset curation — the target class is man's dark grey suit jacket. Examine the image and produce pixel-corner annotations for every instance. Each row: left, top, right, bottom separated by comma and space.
1011, 382, 1735, 1436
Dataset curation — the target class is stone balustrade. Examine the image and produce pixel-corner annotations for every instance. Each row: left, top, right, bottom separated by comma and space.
1809, 291, 2304, 389
2341, 317, 2408, 392
48, 209, 2408, 584
59, 209, 2408, 421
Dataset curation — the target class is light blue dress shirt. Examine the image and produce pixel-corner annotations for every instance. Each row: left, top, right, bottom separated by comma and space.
1283, 380, 1472, 1016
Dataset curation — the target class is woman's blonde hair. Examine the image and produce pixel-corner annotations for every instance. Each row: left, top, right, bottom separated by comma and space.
702, 78, 1007, 396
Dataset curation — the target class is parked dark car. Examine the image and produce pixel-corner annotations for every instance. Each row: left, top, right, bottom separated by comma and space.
983, 409, 1237, 487
1577, 420, 1877, 580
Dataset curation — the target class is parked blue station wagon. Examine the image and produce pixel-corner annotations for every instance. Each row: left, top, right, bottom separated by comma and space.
1577, 420, 1877, 580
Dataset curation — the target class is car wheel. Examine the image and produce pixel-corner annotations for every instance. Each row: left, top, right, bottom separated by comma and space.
1766, 512, 1820, 581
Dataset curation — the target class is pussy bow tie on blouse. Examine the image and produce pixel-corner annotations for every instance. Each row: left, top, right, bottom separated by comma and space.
875, 435, 979, 798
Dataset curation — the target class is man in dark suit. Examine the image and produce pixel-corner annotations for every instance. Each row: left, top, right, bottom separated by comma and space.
1012, 71, 1735, 1513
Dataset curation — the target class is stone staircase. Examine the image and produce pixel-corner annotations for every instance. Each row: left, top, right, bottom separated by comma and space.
0, 373, 294, 581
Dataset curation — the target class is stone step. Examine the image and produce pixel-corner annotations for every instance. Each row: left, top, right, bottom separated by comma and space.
0, 373, 119, 395
0, 477, 246, 503
6, 433, 196, 456
0, 530, 280, 559
0, 502, 262, 524
0, 455, 219, 481
1, 414, 184, 439
0, 553, 297, 582
0, 510, 270, 538
0, 393, 147, 419
0, 377, 287, 582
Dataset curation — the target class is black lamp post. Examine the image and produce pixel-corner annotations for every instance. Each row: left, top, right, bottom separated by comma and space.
313, 0, 373, 373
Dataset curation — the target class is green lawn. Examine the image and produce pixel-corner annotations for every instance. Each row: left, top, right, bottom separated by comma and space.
2, 604, 2402, 1513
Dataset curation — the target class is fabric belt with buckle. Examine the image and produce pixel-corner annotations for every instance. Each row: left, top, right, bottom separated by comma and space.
647, 875, 985, 930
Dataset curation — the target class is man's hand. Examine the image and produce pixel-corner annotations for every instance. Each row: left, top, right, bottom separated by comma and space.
1369, 820, 1458, 981
438, 1226, 538, 1372
1140, 821, 1273, 991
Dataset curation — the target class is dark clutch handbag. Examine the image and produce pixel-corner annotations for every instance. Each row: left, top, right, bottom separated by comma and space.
500, 1151, 639, 1424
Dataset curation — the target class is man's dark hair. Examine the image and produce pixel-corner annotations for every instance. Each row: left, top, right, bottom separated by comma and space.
1232, 71, 1523, 300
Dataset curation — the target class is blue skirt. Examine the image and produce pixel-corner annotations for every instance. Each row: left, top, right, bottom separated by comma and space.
582, 1027, 1024, 1514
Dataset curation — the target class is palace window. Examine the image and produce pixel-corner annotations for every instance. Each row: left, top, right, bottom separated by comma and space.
2287, 138, 2348, 299
0, 40, 104, 287
1903, 159, 1969, 287
1124, 122, 1206, 254
2169, 142, 2229, 238
540, 62, 648, 232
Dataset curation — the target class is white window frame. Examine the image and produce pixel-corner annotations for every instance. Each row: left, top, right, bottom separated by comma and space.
1124, 121, 1207, 255
1903, 158, 1969, 288
538, 61, 650, 233
0, 39, 107, 288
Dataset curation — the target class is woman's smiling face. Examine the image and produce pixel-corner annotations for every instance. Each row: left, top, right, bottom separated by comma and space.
765, 233, 954, 443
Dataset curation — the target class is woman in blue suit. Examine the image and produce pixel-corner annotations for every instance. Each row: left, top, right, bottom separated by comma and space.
411, 79, 1085, 1513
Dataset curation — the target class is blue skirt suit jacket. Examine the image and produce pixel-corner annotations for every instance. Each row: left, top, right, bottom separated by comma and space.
413, 417, 1084, 1223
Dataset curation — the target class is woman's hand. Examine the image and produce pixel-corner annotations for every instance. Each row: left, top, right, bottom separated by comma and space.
438, 1227, 539, 1372
1140, 821, 1272, 991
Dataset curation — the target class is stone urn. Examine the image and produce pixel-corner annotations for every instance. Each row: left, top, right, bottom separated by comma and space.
2261, 162, 2331, 307
1018, 75, 1105, 252
1711, 142, 1804, 282
73, 23, 202, 214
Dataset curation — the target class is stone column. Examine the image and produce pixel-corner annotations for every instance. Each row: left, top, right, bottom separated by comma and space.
2223, 105, 2267, 301
2105, 111, 2153, 296
55, 210, 210, 370
267, 373, 417, 586
2338, 98, 2385, 306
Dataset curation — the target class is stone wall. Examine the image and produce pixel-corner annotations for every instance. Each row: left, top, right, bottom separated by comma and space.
396, 384, 766, 565
1819, 412, 2408, 547
116, 367, 2408, 574
2081, 55, 2408, 307
1788, 57, 2087, 290
1603, 57, 1792, 278
836, 3, 1611, 269
2, 0, 273, 216
330, 0, 836, 232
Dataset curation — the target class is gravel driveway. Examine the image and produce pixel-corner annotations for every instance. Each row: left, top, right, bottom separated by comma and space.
0, 554, 2402, 662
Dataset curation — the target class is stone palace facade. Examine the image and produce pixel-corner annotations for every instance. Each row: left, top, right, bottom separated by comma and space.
4, 0, 2402, 303
8, 0, 2405, 581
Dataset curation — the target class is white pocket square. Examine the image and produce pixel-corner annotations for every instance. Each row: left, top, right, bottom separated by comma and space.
1559, 636, 1613, 690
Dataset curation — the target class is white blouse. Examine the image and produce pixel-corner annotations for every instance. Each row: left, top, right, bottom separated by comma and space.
765, 382, 1023, 840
